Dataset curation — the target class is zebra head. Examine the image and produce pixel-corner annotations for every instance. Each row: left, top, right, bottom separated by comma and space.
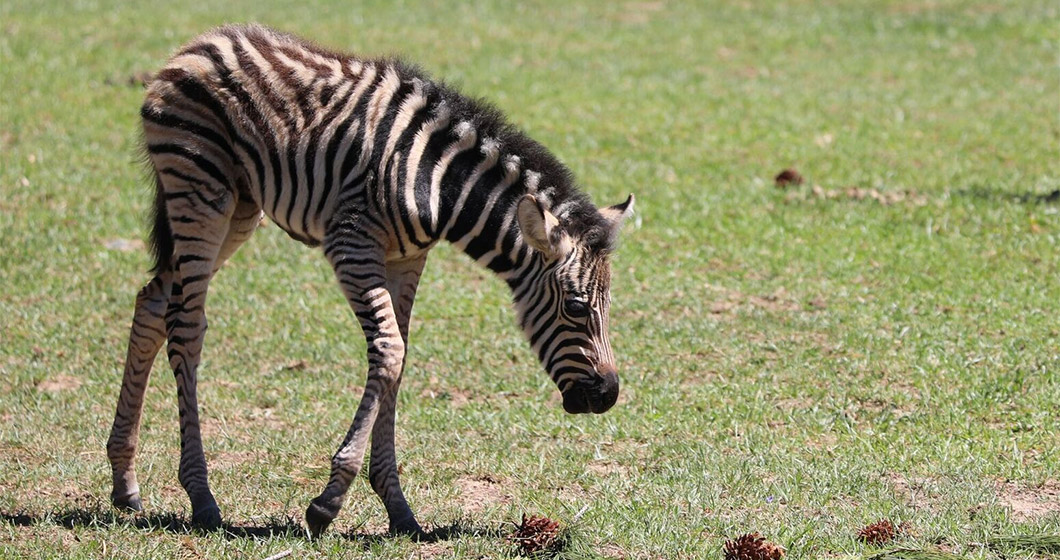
514, 193, 635, 414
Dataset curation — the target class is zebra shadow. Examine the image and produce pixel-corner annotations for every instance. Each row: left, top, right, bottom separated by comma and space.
951, 186, 1060, 205
0, 508, 498, 544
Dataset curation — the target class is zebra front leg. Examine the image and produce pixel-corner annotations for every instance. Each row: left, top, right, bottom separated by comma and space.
368, 382, 421, 537
106, 272, 172, 511
306, 227, 408, 537
368, 257, 426, 537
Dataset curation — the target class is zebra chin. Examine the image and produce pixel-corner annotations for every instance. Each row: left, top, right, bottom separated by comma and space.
559, 366, 620, 414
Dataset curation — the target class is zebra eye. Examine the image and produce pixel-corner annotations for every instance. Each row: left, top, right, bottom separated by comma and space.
564, 298, 589, 318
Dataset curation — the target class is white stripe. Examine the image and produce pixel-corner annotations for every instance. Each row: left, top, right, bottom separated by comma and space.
455, 152, 521, 249
404, 101, 452, 238
343, 66, 401, 185
470, 155, 522, 264
309, 63, 372, 234
377, 79, 429, 242
434, 122, 483, 235
234, 36, 302, 227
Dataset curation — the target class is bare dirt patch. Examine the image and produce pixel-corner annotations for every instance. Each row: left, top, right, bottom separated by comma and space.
886, 475, 1060, 521
419, 387, 471, 408
208, 450, 263, 470
784, 184, 928, 207
35, 375, 82, 392
454, 475, 511, 514
554, 482, 593, 505
616, 1, 666, 25
704, 284, 806, 316
587, 461, 634, 478
885, 473, 941, 511
598, 543, 633, 559
200, 405, 293, 442
102, 238, 145, 252
998, 480, 1060, 521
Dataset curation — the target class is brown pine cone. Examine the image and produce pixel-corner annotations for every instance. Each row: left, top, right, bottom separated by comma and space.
723, 532, 786, 560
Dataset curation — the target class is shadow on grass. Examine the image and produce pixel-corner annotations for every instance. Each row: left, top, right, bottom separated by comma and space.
1, 507, 501, 545
952, 186, 1060, 205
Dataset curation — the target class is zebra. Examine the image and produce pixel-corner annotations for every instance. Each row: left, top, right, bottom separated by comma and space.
105, 24, 634, 538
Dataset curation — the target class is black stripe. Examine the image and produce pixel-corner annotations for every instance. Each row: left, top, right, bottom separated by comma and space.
337, 70, 386, 185
463, 184, 521, 260
442, 154, 505, 243
161, 184, 227, 215
148, 143, 230, 190
141, 109, 237, 165
431, 135, 481, 236
229, 38, 290, 213
155, 67, 266, 188
390, 92, 440, 249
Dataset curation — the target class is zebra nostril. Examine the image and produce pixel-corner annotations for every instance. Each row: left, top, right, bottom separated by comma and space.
590, 367, 619, 413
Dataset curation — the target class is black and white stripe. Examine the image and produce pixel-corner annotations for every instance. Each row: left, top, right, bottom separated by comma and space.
106, 24, 634, 537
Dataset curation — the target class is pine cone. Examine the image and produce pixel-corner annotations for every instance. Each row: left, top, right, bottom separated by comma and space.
510, 514, 562, 555
858, 519, 898, 545
774, 168, 804, 188
723, 532, 786, 560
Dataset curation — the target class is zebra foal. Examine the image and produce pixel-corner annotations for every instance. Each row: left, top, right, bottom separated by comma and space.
106, 24, 634, 538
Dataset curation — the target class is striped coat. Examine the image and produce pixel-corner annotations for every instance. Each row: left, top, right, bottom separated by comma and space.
107, 24, 634, 537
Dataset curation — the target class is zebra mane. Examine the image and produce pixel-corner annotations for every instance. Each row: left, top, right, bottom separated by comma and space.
387, 60, 615, 254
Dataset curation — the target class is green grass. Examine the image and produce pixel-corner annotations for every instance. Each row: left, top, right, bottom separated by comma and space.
2, 0, 1058, 558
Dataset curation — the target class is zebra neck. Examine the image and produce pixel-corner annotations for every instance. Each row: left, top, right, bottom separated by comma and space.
424, 130, 555, 282
440, 169, 537, 282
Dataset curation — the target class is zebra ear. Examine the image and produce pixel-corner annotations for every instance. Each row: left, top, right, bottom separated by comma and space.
517, 194, 570, 260
600, 194, 635, 231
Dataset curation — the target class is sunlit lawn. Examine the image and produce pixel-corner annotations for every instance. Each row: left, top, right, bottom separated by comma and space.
1, 1, 1057, 558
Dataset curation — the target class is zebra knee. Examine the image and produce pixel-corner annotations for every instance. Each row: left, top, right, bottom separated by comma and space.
368, 366, 403, 389
368, 339, 405, 381
328, 452, 366, 487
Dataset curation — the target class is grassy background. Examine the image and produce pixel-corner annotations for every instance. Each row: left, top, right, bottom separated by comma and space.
1, 0, 1058, 558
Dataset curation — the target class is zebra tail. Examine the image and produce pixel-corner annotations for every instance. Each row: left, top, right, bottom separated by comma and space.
147, 168, 173, 276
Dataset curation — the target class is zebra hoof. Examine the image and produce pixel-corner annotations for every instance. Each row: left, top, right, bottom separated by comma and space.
305, 501, 335, 539
389, 516, 425, 540
191, 505, 223, 532
111, 493, 143, 512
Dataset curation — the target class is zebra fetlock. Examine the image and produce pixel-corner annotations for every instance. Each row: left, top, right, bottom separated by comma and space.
106, 24, 634, 538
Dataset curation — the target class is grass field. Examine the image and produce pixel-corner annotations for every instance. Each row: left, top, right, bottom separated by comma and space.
2, 1, 1058, 558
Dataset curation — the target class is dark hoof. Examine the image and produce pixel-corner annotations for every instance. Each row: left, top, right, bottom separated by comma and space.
111, 493, 143, 512
305, 501, 335, 539
390, 516, 426, 540
191, 505, 222, 531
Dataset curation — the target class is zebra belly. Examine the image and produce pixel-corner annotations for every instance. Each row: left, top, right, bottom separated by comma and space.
246, 176, 324, 248
245, 146, 343, 248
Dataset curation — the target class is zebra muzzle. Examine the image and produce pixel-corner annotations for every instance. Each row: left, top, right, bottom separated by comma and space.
561, 368, 619, 414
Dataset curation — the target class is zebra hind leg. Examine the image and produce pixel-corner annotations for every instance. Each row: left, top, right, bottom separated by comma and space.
107, 271, 173, 511
105, 195, 257, 516
212, 196, 262, 274
161, 187, 234, 531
